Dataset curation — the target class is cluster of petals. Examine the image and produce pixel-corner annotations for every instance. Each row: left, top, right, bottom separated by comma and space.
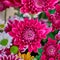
55, 31, 60, 40
0, 32, 12, 50
0, 0, 23, 11
5, 18, 51, 52
46, 4, 60, 30
0, 0, 10, 11
41, 38, 60, 60
0, 54, 20, 60
20, 0, 58, 14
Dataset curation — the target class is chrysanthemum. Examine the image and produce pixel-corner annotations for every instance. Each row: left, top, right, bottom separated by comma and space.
55, 31, 60, 40
20, 0, 58, 14
5, 18, 51, 52
46, 4, 60, 30
0, 0, 11, 11
40, 38, 60, 60
0, 54, 21, 60
9, 0, 23, 8
0, 32, 12, 50
5, 16, 23, 33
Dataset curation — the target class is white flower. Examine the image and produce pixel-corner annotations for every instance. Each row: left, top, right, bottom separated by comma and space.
0, 32, 12, 50
8, 15, 23, 21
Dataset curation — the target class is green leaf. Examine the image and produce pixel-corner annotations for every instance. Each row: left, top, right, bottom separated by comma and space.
10, 46, 18, 54
33, 58, 37, 60
48, 32, 54, 39
47, 30, 59, 39
36, 55, 40, 60
38, 12, 48, 19
38, 48, 43, 54
49, 9, 55, 14
0, 39, 8, 46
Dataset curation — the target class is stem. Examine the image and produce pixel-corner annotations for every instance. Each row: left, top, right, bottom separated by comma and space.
4, 9, 7, 24
18, 8, 20, 16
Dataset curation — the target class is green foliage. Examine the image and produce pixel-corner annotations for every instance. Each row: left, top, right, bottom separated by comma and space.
47, 30, 59, 39
49, 9, 55, 14
35, 48, 43, 60
38, 12, 48, 19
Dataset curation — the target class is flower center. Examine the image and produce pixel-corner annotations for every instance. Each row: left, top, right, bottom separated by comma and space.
46, 45, 56, 56
0, 39, 8, 46
23, 29, 35, 41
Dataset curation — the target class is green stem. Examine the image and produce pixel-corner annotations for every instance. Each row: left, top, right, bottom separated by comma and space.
4, 9, 7, 24
18, 8, 20, 16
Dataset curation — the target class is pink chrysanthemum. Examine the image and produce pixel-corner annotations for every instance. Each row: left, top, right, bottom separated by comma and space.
0, 0, 23, 11
0, 49, 21, 60
0, 0, 11, 11
5, 18, 51, 52
9, 0, 23, 8
55, 31, 60, 40
46, 4, 60, 30
41, 38, 60, 60
20, 0, 58, 14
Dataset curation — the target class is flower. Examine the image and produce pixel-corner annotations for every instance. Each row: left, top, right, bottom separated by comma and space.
0, 0, 23, 11
55, 31, 60, 40
17, 52, 34, 60
9, 0, 23, 8
20, 0, 41, 14
0, 32, 12, 50
5, 18, 51, 52
46, 4, 60, 30
0, 0, 11, 11
5, 15, 23, 33
40, 38, 60, 60
0, 54, 21, 60
20, 0, 58, 14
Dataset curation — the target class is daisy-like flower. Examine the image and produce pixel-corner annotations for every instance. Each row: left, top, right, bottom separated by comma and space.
0, 54, 21, 60
5, 18, 51, 52
46, 4, 60, 30
0, 32, 12, 50
40, 38, 60, 60
17, 52, 34, 60
20, 0, 58, 14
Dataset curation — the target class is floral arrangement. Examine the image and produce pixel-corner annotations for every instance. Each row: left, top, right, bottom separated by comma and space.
0, 0, 60, 60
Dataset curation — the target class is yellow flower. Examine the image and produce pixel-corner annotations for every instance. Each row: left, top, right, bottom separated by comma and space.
17, 52, 34, 60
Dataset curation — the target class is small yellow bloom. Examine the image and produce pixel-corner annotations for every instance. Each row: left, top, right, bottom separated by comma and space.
17, 52, 34, 60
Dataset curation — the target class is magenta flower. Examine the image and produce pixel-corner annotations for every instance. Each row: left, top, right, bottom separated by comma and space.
55, 31, 60, 41
46, 4, 60, 30
0, 0, 23, 11
9, 0, 23, 8
20, 0, 58, 14
41, 38, 60, 60
0, 0, 11, 11
5, 18, 51, 52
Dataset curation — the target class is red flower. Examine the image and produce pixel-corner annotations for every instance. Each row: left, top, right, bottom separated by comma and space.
55, 31, 60, 40
46, 4, 60, 30
0, 0, 11, 11
9, 0, 23, 8
5, 18, 51, 52
20, 0, 58, 14
41, 38, 60, 60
